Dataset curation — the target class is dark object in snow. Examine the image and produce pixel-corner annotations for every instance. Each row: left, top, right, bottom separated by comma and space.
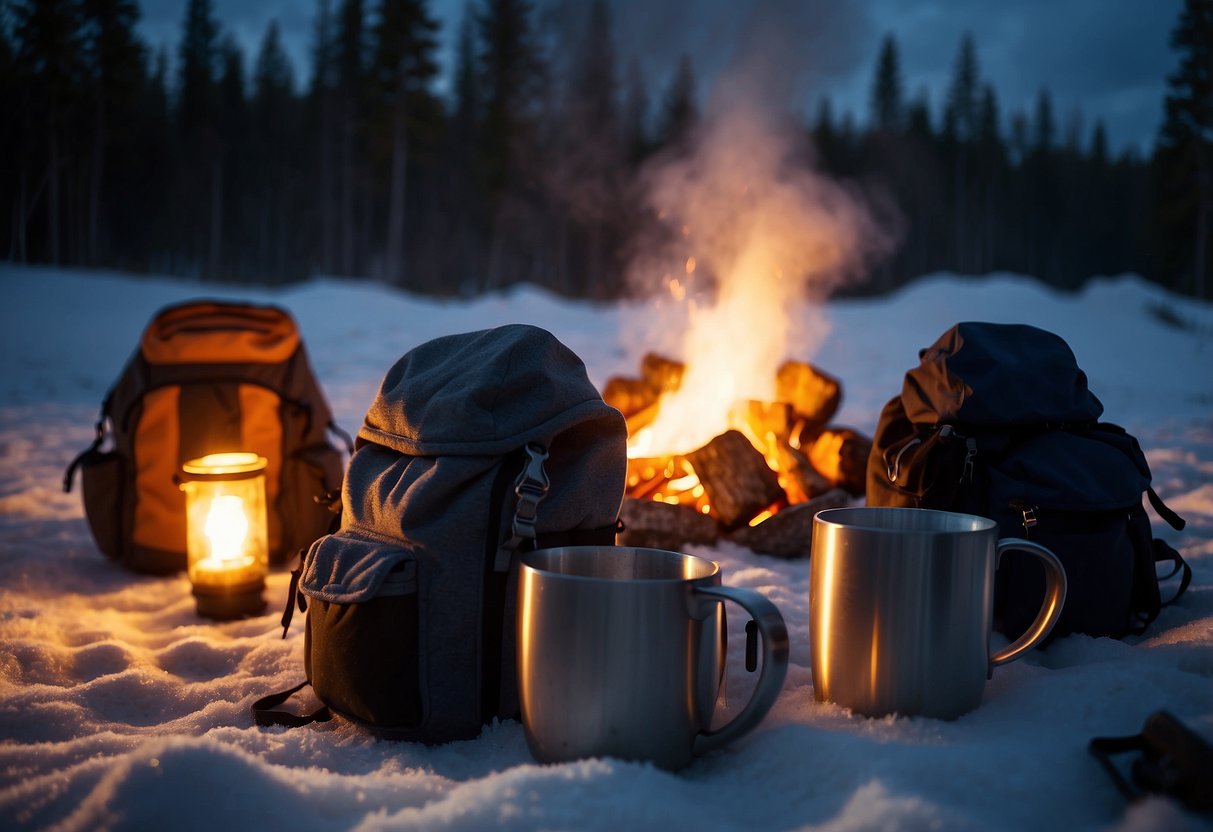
63, 300, 349, 574
867, 321, 1191, 641
257, 324, 627, 745
1090, 711, 1213, 813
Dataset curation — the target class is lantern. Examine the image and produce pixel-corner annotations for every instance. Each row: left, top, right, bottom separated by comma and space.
179, 452, 269, 619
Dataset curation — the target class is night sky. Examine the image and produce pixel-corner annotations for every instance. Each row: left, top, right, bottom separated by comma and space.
136, 0, 1183, 156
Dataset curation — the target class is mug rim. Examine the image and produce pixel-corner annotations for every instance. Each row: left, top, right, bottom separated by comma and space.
520, 545, 721, 584
814, 506, 997, 535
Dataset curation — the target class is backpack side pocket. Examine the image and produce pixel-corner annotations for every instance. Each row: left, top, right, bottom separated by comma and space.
80, 449, 126, 560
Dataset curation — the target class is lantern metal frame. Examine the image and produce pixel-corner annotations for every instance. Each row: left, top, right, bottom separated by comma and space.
179, 452, 269, 620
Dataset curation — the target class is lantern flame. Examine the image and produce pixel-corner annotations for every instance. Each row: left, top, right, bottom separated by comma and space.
204, 494, 248, 562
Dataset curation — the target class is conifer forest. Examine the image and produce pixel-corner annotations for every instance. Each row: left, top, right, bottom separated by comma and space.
2, 0, 1210, 300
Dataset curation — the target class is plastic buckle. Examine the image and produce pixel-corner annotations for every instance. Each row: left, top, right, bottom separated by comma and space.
495, 444, 550, 571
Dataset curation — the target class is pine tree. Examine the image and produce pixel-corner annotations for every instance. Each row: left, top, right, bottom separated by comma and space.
370, 0, 440, 287
252, 20, 302, 282
215, 33, 246, 279
621, 58, 650, 164
1154, 0, 1212, 298
175, 0, 220, 276
1032, 88, 1055, 154
943, 33, 983, 272
554, 0, 623, 297
1027, 88, 1060, 281
658, 53, 696, 150
476, 0, 547, 288
11, 0, 84, 264
477, 0, 544, 196
870, 34, 903, 134
442, 3, 485, 293
335, 0, 368, 276
310, 0, 338, 273
0, 13, 18, 261
79, 0, 144, 264
944, 33, 980, 145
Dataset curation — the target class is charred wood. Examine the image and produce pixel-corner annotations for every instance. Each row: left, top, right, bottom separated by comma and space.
728, 488, 852, 559
603, 376, 659, 418
618, 497, 720, 551
641, 353, 685, 392
807, 427, 873, 497
685, 429, 785, 528
776, 361, 842, 430
773, 438, 833, 503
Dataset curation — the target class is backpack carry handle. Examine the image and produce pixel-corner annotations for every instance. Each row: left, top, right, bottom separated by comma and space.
692, 585, 789, 755
990, 538, 1068, 669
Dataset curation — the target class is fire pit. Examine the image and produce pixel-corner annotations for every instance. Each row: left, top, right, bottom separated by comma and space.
603, 353, 870, 558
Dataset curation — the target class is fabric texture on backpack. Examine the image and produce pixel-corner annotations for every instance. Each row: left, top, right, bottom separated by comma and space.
295, 324, 627, 745
66, 300, 347, 574
867, 321, 1188, 641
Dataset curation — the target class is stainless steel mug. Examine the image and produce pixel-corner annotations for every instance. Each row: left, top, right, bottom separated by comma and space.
811, 507, 1067, 719
518, 546, 789, 770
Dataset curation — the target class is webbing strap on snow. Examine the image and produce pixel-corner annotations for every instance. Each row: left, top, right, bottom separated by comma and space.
251, 680, 332, 729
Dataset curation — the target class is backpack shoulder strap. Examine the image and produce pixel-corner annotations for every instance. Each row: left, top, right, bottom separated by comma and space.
63, 393, 115, 493
1153, 539, 1192, 607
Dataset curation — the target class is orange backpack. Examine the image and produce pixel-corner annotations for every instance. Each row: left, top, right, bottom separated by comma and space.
65, 300, 349, 574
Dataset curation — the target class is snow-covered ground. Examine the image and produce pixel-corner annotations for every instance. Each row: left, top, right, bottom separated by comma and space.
1, 264, 1211, 831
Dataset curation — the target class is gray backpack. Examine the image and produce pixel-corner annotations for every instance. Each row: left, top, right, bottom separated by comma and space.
255, 325, 627, 743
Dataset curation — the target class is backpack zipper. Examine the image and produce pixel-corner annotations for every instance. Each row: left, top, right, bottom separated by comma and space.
961, 436, 977, 485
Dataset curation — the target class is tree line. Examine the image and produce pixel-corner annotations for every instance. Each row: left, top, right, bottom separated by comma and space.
2, 0, 1210, 300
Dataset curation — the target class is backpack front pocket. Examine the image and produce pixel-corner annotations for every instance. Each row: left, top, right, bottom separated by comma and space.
300, 532, 422, 730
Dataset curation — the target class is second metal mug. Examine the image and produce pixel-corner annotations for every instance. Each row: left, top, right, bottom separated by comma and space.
811, 507, 1067, 719
517, 546, 789, 770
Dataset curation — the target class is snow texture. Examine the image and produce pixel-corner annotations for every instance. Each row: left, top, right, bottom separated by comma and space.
1, 265, 1211, 831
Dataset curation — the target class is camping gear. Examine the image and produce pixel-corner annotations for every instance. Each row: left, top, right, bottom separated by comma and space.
810, 506, 1065, 719
517, 545, 789, 770
179, 452, 271, 619
64, 300, 348, 574
1090, 711, 1213, 813
255, 324, 628, 745
866, 321, 1190, 640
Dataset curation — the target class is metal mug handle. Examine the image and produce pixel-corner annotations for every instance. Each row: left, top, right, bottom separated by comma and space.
989, 538, 1068, 668
691, 585, 789, 754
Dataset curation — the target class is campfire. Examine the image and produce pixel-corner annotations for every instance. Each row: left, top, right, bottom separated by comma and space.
604, 354, 871, 558
605, 96, 892, 558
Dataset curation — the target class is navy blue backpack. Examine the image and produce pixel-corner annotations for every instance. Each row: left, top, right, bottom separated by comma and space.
867, 322, 1190, 640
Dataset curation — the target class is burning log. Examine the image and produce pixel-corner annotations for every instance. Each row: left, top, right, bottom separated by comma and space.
602, 353, 685, 430
625, 456, 708, 512
776, 361, 841, 431
773, 438, 832, 503
728, 489, 851, 559
685, 429, 785, 528
603, 377, 659, 418
806, 427, 873, 497
618, 497, 719, 551
731, 400, 795, 446
641, 353, 685, 392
